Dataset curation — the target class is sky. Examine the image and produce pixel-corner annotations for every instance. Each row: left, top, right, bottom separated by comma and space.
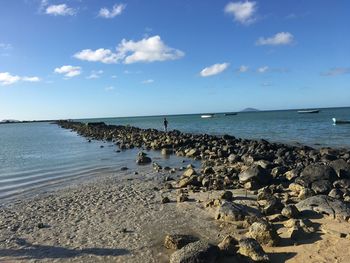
0, 0, 349, 120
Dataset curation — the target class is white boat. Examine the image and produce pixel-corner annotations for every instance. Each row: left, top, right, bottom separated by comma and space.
333, 118, 350, 125
297, 109, 319, 114
201, 114, 214, 118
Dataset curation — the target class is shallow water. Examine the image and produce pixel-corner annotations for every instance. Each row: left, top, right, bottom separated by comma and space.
1, 107, 350, 204
0, 122, 195, 204
80, 107, 350, 149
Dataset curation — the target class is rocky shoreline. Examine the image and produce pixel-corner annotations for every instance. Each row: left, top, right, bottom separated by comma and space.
54, 120, 350, 262
1, 120, 350, 262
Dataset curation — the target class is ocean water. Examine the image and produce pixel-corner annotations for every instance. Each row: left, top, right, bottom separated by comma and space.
0, 122, 194, 204
1, 107, 349, 204
81, 107, 350, 149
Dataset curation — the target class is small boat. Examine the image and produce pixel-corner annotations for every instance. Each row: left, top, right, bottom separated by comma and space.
297, 109, 319, 114
224, 113, 237, 116
333, 118, 350, 125
201, 114, 214, 118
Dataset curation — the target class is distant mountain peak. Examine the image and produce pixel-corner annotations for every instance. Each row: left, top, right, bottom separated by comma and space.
241, 108, 259, 112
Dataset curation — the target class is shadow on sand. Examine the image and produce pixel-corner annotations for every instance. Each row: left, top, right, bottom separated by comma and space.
0, 238, 129, 260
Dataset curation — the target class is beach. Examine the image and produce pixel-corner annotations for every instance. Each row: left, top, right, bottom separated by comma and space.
1, 169, 350, 262
1, 120, 350, 262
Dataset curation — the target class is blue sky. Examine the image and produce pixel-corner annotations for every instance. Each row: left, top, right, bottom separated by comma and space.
0, 0, 349, 120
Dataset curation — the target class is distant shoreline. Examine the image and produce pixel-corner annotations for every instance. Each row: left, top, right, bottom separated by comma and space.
2, 105, 349, 123
0, 120, 56, 125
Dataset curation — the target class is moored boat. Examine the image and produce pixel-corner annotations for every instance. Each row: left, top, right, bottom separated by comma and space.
224, 113, 237, 116
297, 109, 319, 114
201, 114, 214, 118
333, 118, 350, 124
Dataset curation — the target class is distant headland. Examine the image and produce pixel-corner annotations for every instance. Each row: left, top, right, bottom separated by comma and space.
241, 107, 259, 112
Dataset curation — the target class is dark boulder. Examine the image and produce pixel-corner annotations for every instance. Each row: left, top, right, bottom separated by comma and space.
311, 180, 332, 194
238, 165, 271, 188
296, 195, 350, 219
333, 179, 350, 189
164, 234, 197, 249
281, 204, 299, 219
136, 151, 152, 165
330, 159, 350, 178
238, 238, 269, 262
169, 240, 219, 263
296, 164, 337, 187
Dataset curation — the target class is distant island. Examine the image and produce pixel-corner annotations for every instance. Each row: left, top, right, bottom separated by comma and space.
0, 119, 55, 124
241, 107, 259, 112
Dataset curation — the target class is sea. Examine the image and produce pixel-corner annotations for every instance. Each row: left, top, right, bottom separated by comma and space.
1, 107, 349, 204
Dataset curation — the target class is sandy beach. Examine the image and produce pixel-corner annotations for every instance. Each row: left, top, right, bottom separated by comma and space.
2, 121, 350, 262
1, 168, 350, 262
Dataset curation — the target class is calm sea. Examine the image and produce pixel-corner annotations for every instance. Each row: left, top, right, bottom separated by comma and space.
0, 122, 192, 204
81, 107, 350, 149
0, 107, 349, 203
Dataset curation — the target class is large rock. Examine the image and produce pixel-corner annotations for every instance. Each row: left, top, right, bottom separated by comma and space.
164, 234, 197, 249
238, 165, 271, 188
297, 164, 337, 187
246, 221, 279, 246
183, 168, 197, 177
215, 202, 245, 223
136, 152, 152, 164
169, 240, 219, 263
262, 195, 283, 215
281, 205, 299, 219
286, 226, 308, 241
217, 235, 238, 256
330, 159, 350, 178
228, 154, 239, 163
178, 176, 199, 188
311, 180, 332, 194
333, 179, 350, 189
238, 238, 269, 262
161, 148, 173, 155
186, 149, 200, 158
296, 195, 350, 219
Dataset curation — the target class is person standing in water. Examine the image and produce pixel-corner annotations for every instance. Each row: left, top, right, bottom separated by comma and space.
163, 117, 168, 132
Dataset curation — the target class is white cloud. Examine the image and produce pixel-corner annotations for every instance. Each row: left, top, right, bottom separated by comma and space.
87, 70, 103, 79
238, 65, 249, 73
105, 86, 115, 91
74, 35, 184, 64
74, 48, 120, 64
200, 63, 230, 77
0, 72, 41, 86
321, 67, 350, 76
256, 32, 294, 46
54, 65, 81, 77
257, 66, 269, 73
224, 1, 257, 25
142, 79, 154, 84
98, 3, 126, 18
117, 35, 184, 64
46, 4, 76, 16
22, 76, 41, 82
111, 75, 117, 78
0, 72, 20, 86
